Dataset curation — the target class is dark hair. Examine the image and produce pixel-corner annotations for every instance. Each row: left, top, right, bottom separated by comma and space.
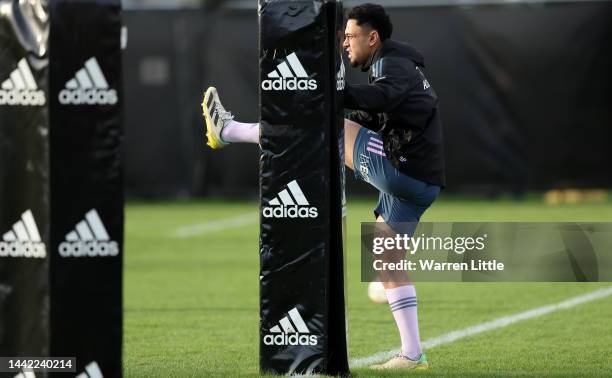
347, 3, 393, 41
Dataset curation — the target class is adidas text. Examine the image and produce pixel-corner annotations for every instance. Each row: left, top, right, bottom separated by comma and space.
0, 241, 46, 258
262, 205, 318, 219
0, 90, 46, 106
59, 88, 117, 105
59, 240, 119, 257
336, 78, 345, 91
263, 333, 318, 346
261, 77, 317, 91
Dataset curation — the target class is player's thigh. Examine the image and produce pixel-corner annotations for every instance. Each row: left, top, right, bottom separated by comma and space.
344, 118, 362, 171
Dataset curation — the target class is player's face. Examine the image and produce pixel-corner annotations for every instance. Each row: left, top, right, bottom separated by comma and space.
343, 20, 375, 67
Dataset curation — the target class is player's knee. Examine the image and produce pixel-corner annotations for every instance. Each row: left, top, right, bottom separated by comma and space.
344, 119, 365, 172
343, 119, 355, 171
344, 119, 362, 140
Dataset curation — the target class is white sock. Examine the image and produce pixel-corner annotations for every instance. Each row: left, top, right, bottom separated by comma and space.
220, 121, 259, 144
385, 285, 422, 360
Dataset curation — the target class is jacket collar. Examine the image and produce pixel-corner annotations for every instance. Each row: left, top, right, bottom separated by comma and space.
361, 41, 385, 72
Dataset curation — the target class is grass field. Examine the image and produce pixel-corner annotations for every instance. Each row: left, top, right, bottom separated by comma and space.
123, 195, 612, 377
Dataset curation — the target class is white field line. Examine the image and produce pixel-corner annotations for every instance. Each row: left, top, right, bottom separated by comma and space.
351, 286, 612, 368
172, 213, 257, 238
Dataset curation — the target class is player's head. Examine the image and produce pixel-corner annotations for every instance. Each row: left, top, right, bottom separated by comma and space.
343, 3, 393, 67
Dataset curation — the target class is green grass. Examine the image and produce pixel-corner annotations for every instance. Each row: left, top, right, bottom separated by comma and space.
123, 195, 612, 377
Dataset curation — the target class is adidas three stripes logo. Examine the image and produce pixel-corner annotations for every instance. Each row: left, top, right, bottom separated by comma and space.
75, 361, 103, 378
267, 52, 309, 79
269, 307, 310, 334
205, 91, 230, 131
1, 59, 39, 91
268, 180, 310, 207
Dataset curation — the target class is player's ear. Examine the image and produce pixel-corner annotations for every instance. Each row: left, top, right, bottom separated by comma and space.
368, 30, 379, 47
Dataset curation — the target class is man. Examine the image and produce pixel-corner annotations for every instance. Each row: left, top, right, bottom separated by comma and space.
202, 3, 445, 370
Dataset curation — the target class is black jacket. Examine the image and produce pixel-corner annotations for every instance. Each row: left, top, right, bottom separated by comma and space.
344, 39, 446, 187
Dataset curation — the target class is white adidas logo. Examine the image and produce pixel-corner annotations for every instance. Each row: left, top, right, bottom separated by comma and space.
58, 57, 117, 105
261, 52, 317, 91
336, 60, 345, 91
416, 67, 431, 90
263, 307, 318, 346
262, 180, 318, 219
0, 58, 46, 106
75, 361, 103, 378
0, 210, 46, 259
58, 209, 119, 258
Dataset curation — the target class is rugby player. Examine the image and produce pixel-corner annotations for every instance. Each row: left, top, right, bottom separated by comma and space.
202, 3, 445, 370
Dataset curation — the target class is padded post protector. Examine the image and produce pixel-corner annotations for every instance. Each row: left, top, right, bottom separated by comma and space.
0, 0, 50, 360
0, 1, 123, 376
259, 0, 348, 375
49, 1, 123, 377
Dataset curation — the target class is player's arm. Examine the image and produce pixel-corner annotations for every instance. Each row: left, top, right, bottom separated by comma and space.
344, 57, 418, 117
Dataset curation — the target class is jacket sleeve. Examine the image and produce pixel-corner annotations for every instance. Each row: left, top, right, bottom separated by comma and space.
344, 57, 418, 114
346, 110, 380, 132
